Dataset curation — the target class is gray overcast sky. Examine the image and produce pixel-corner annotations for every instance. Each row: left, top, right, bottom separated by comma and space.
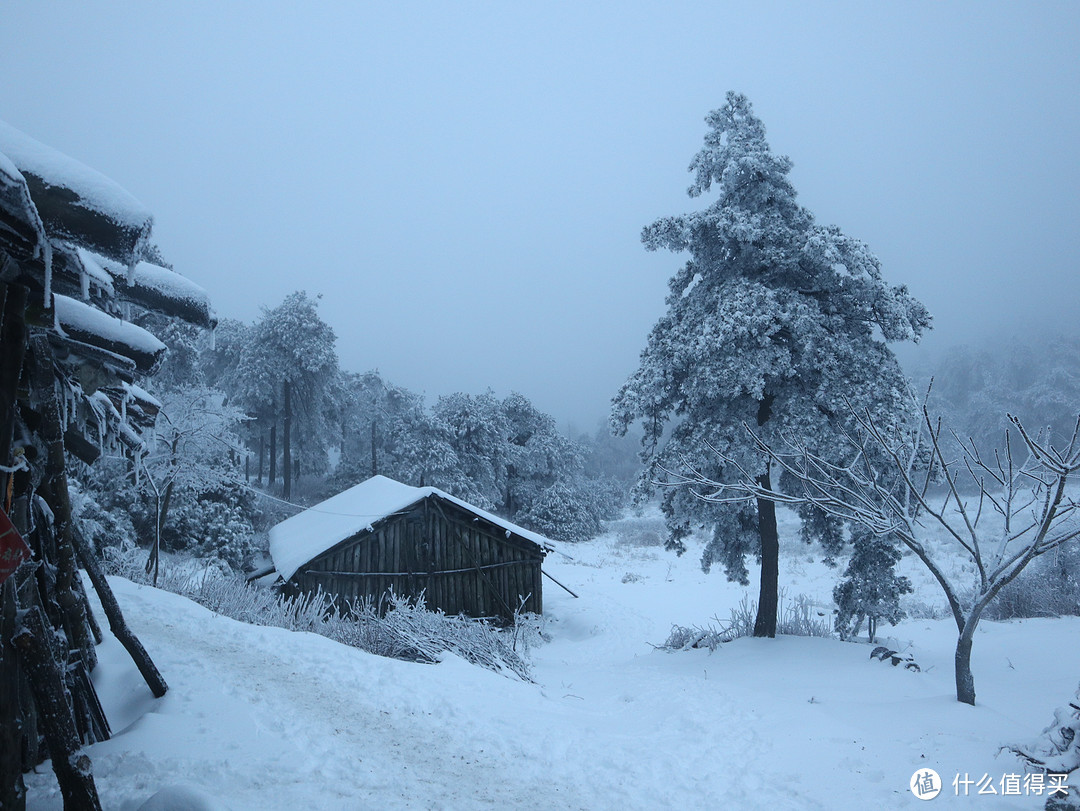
1, 2, 1078, 430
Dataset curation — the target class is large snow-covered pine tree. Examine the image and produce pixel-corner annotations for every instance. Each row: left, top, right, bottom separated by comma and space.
611, 93, 930, 636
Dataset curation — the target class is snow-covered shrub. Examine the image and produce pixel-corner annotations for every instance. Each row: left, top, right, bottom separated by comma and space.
869, 645, 921, 672
983, 546, 1080, 620
69, 476, 139, 552
166, 485, 258, 569
660, 623, 731, 652
613, 513, 667, 548
1008, 683, 1080, 809
833, 528, 912, 642
514, 479, 605, 542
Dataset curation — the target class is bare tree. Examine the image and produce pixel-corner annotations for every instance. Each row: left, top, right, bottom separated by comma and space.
669, 406, 1080, 705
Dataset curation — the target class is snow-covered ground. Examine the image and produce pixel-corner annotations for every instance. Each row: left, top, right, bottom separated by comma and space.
25, 509, 1080, 809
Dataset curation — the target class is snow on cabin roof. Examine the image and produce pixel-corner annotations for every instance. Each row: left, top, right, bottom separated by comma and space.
53, 293, 167, 361
269, 474, 555, 583
0, 119, 152, 235
132, 260, 210, 310
0, 147, 48, 259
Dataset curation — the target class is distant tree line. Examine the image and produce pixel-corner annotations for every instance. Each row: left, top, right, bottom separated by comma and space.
74, 291, 637, 569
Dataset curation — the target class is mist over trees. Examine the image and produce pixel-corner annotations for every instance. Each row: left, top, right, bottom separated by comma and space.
909, 333, 1080, 454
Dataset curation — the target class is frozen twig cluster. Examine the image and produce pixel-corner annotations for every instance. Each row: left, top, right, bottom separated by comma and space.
659, 590, 831, 652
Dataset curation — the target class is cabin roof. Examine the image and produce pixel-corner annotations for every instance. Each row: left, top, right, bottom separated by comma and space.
269, 474, 555, 582
0, 119, 153, 245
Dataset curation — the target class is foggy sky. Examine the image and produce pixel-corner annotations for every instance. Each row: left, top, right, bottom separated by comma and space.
1, 2, 1077, 431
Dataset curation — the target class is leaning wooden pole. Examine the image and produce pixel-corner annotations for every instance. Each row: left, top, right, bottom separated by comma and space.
72, 527, 167, 698
29, 337, 97, 673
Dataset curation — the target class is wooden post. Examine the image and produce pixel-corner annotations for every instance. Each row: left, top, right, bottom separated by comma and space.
0, 282, 28, 810
0, 580, 26, 811
0, 283, 28, 506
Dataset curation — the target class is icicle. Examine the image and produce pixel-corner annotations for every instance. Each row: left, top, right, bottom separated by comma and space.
80, 265, 89, 300
209, 321, 217, 352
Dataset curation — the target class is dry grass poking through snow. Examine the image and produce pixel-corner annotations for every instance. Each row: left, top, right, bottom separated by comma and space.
101, 544, 542, 681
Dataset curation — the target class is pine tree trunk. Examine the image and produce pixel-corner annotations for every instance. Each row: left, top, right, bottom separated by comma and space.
282, 381, 292, 500
753, 477, 780, 638
753, 395, 779, 638
258, 435, 264, 485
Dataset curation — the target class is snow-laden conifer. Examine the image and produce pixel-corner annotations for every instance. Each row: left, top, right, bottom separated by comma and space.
612, 92, 930, 636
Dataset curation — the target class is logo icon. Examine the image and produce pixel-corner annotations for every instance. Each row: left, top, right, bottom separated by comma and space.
910, 769, 942, 800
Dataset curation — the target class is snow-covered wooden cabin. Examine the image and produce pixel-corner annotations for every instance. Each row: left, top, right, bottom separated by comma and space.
269, 475, 551, 621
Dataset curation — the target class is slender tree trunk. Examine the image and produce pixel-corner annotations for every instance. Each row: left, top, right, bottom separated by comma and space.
954, 612, 982, 705
282, 381, 292, 500
955, 635, 975, 705
258, 435, 264, 485
753, 476, 780, 638
370, 417, 377, 478
269, 424, 277, 486
156, 436, 179, 540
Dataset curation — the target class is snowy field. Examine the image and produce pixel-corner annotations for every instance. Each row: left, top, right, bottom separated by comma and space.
24, 509, 1080, 810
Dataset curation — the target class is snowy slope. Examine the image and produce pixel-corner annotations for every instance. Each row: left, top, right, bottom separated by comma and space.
24, 514, 1080, 810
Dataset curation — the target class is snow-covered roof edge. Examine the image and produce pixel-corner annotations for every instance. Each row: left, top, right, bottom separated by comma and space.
269, 475, 555, 583
0, 119, 152, 231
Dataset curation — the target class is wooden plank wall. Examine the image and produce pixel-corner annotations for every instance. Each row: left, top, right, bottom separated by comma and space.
292, 498, 543, 621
